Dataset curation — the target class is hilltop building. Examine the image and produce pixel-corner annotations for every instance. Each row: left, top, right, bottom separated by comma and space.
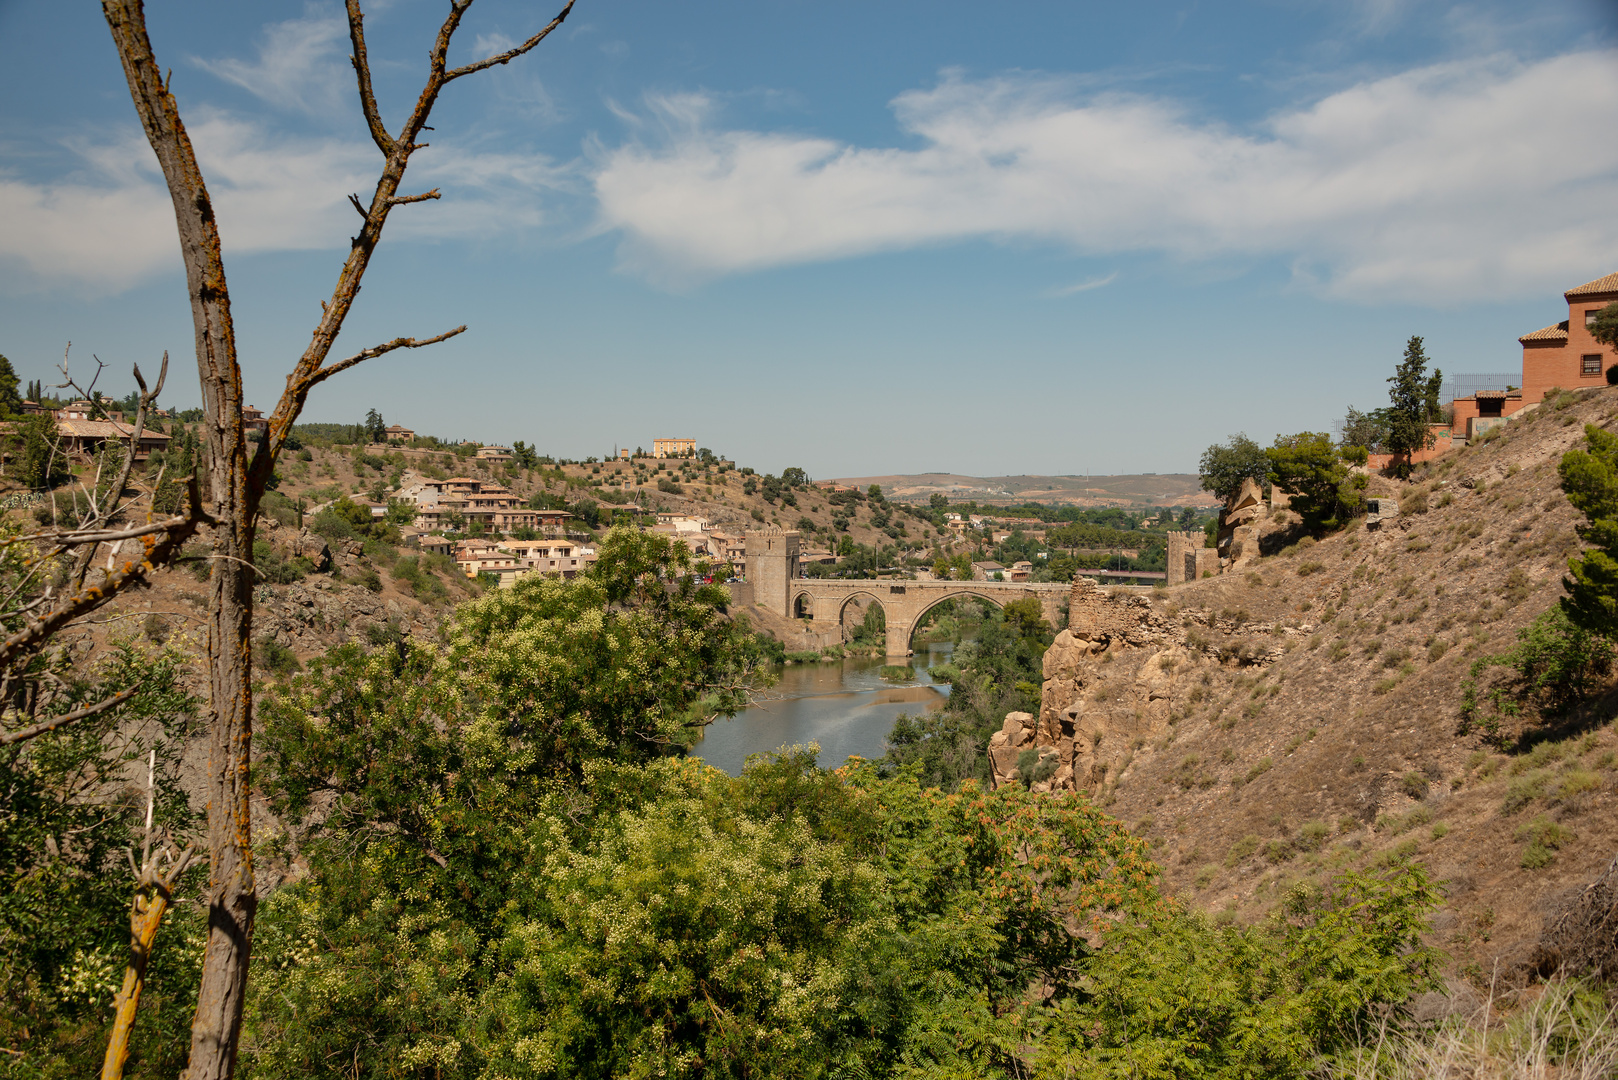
652, 438, 695, 459
1452, 271, 1618, 437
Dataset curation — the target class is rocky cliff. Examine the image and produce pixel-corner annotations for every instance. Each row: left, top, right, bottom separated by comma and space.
990, 386, 1618, 984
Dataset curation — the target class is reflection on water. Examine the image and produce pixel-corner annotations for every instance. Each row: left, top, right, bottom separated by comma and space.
691, 641, 956, 776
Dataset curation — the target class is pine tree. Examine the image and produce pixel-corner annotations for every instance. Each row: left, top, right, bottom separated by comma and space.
0, 355, 23, 418
1385, 336, 1439, 477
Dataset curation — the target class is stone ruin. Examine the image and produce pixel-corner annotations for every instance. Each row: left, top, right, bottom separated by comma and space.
988, 577, 1184, 793
1164, 476, 1267, 584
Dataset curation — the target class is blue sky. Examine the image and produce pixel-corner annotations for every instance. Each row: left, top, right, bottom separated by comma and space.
1, 0, 1615, 479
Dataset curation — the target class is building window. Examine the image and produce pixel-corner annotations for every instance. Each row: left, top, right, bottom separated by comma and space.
1583, 354, 1603, 377
1589, 309, 1602, 327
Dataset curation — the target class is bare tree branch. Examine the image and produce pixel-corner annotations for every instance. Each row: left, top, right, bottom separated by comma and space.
35, 511, 202, 547
0, 685, 140, 746
344, 0, 395, 157
445, 0, 577, 81
387, 188, 441, 206
299, 327, 466, 394
102, 1, 580, 1073
0, 520, 199, 673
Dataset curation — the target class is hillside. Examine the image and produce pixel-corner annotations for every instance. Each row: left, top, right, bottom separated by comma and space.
42, 440, 1003, 672
830, 471, 1219, 508
1008, 385, 1618, 988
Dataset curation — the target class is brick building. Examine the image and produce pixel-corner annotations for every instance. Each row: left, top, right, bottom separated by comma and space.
1453, 271, 1618, 436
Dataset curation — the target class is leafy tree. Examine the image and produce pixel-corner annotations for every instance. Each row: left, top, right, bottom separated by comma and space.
1339, 406, 1387, 453
929, 492, 949, 512
0, 354, 22, 418
1265, 432, 1365, 532
363, 408, 386, 444
13, 412, 68, 490
1198, 433, 1268, 504
1038, 863, 1442, 1077
1384, 336, 1442, 476
1558, 423, 1618, 637
510, 440, 539, 468
1, 642, 204, 1076
1176, 506, 1197, 530
782, 466, 808, 487
1590, 301, 1618, 355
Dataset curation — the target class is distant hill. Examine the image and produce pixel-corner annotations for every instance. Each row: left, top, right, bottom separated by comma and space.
829, 472, 1220, 508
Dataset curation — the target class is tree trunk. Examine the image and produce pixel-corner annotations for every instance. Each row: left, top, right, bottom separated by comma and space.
102, 5, 258, 1078
101, 883, 176, 1080
100, 2, 575, 1074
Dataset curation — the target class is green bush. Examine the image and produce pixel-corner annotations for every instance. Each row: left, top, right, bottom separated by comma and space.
1225, 834, 1260, 867
1400, 771, 1429, 799
1041, 864, 1443, 1077
1503, 770, 1551, 814
1517, 815, 1575, 869
254, 635, 301, 677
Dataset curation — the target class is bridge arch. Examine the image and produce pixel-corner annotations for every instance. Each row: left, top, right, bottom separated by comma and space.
836, 589, 887, 622
904, 589, 1009, 653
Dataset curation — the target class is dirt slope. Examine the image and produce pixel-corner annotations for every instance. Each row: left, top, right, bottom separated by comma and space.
1027, 386, 1618, 982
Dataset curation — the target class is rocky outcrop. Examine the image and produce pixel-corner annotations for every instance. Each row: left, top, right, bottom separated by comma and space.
1217, 476, 1264, 569
993, 577, 1314, 795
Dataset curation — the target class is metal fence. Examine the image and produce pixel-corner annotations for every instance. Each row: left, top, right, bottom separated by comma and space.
1443, 373, 1519, 400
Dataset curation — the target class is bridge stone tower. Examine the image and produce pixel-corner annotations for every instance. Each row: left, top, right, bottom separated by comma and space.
1165, 530, 1218, 585
745, 528, 800, 617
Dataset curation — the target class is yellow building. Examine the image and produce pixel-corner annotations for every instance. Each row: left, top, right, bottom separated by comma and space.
652, 437, 695, 459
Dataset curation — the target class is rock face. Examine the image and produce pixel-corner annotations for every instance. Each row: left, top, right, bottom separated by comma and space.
989, 579, 1185, 792
990, 576, 1307, 795
1217, 476, 1264, 569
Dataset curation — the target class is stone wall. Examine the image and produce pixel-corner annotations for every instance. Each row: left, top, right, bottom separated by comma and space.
1066, 577, 1179, 646
1165, 530, 1217, 585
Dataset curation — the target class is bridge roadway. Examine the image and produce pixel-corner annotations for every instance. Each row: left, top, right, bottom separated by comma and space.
788, 578, 1070, 660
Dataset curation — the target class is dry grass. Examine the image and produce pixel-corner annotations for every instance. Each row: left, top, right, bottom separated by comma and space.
1326, 980, 1618, 1079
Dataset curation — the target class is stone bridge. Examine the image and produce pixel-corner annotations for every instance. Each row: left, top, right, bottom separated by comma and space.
742, 528, 1067, 659
789, 579, 1069, 659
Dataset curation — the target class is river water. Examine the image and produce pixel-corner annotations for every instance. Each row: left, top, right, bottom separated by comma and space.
690, 642, 956, 775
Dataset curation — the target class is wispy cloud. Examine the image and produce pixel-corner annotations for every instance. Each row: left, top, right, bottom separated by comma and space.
192, 4, 350, 116
1046, 272, 1118, 297
594, 51, 1618, 301
0, 112, 574, 293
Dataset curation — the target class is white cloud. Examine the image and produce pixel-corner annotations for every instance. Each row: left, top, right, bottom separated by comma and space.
1046, 272, 1117, 297
594, 51, 1618, 301
192, 5, 351, 115
0, 113, 572, 293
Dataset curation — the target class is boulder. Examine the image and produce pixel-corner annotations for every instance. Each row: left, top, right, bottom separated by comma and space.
294, 530, 332, 571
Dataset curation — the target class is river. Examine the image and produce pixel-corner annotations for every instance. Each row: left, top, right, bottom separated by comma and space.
690, 642, 957, 775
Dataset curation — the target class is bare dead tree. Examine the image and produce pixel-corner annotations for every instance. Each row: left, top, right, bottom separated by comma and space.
98, 2, 577, 1076
101, 749, 197, 1080
0, 347, 207, 750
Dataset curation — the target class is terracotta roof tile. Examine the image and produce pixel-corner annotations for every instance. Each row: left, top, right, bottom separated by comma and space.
1566, 272, 1618, 297
56, 419, 171, 440
1519, 321, 1569, 343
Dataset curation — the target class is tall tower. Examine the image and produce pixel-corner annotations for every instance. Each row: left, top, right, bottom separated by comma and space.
745, 528, 800, 616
